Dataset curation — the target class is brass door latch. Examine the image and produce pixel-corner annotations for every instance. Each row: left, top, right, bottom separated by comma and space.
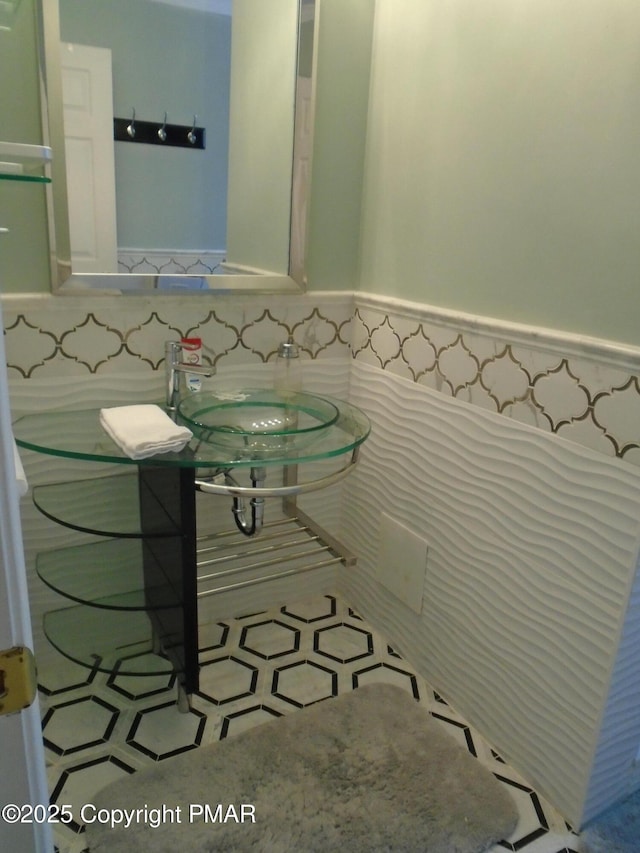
0, 647, 37, 716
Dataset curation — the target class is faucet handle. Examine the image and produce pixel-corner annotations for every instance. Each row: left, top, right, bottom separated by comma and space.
165, 341, 182, 369
165, 340, 184, 358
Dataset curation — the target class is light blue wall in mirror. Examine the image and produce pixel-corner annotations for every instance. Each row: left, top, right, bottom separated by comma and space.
59, 0, 230, 255
306, 0, 374, 291
225, 0, 296, 275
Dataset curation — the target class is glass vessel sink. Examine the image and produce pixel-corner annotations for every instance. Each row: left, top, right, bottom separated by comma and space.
177, 389, 340, 451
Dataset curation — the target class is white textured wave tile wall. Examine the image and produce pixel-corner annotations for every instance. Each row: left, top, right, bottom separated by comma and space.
339, 361, 640, 827
584, 561, 640, 818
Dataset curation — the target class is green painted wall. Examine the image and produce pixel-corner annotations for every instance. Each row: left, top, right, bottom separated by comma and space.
359, 0, 640, 345
0, 0, 50, 294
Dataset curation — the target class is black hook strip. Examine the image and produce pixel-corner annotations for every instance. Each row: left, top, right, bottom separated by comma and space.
113, 117, 206, 149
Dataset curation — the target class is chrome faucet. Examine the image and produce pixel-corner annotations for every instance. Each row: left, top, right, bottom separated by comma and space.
165, 340, 214, 417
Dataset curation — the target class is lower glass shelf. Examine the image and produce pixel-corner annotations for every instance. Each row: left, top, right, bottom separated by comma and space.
43, 605, 179, 677
33, 473, 141, 537
32, 472, 175, 538
0, 172, 51, 183
36, 538, 185, 610
37, 538, 146, 608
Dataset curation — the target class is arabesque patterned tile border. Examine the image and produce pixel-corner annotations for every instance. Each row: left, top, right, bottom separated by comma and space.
117, 249, 226, 275
1, 297, 352, 377
3, 291, 640, 466
352, 297, 640, 467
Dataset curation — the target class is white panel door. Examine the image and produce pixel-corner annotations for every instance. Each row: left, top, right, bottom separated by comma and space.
61, 42, 118, 273
0, 297, 51, 853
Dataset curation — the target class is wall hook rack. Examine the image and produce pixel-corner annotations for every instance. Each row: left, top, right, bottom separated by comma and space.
157, 112, 168, 142
126, 107, 136, 138
187, 115, 198, 145
114, 114, 206, 150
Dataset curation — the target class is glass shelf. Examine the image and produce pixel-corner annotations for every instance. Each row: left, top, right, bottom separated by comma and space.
32, 472, 175, 537
36, 538, 182, 610
0, 172, 51, 183
0, 0, 23, 32
43, 605, 177, 677
0, 141, 52, 182
13, 396, 371, 469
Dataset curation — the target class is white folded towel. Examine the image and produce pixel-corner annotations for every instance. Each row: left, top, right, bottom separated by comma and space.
99, 404, 192, 460
13, 438, 28, 496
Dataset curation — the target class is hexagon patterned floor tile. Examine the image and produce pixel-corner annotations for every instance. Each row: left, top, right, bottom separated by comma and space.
39, 593, 580, 853
198, 620, 230, 656
313, 621, 374, 663
50, 754, 135, 834
219, 703, 284, 739
280, 594, 338, 623
239, 618, 301, 660
271, 659, 338, 708
107, 655, 176, 702
431, 711, 480, 756
37, 653, 99, 698
196, 655, 259, 706
126, 701, 207, 760
42, 696, 120, 756
351, 660, 420, 698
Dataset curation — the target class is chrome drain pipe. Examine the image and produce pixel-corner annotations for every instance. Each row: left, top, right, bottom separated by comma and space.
231, 466, 266, 537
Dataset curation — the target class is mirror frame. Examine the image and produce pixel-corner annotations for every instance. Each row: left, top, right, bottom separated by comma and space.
39, 0, 316, 295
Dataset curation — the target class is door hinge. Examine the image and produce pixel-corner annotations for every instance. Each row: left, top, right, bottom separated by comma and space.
0, 646, 37, 716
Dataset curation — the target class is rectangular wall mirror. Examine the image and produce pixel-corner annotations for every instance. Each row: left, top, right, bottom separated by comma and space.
39, 0, 316, 294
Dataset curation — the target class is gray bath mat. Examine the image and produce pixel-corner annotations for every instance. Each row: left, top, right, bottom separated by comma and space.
86, 683, 518, 852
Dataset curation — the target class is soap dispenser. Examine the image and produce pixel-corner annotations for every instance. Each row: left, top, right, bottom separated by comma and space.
274, 337, 302, 400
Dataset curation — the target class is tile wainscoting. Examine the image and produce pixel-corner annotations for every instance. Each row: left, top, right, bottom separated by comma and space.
352, 293, 640, 467
4, 290, 640, 466
340, 360, 640, 828
1, 292, 352, 380
342, 294, 640, 828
